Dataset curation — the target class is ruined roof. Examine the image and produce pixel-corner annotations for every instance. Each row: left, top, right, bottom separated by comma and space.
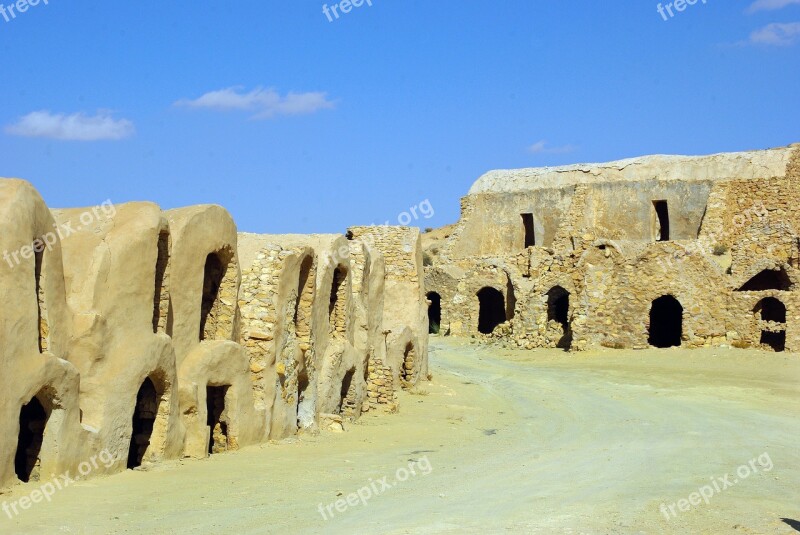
468, 144, 797, 195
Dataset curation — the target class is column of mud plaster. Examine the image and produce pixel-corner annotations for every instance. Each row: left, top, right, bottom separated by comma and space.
55, 202, 183, 473
166, 206, 264, 458
0, 180, 87, 490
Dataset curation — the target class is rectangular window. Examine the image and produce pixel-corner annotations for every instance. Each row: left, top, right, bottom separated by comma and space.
653, 200, 670, 241
522, 213, 536, 248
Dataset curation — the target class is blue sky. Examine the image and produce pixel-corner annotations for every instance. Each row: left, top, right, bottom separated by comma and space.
1, 0, 798, 233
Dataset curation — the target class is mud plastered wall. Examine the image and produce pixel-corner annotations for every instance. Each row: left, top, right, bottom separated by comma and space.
0, 179, 430, 491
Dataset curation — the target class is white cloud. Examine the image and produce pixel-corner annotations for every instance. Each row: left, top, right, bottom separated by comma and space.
746, 0, 800, 13
527, 140, 577, 155
175, 87, 335, 119
5, 110, 135, 141
749, 22, 800, 45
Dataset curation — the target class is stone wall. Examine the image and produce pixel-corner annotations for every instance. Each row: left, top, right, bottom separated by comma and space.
426, 144, 800, 354
347, 226, 429, 391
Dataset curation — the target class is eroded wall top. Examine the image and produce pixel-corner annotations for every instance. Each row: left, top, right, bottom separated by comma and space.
468, 145, 795, 195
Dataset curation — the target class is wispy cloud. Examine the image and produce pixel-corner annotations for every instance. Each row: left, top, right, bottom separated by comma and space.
746, 0, 800, 13
175, 87, 335, 119
527, 140, 577, 155
748, 22, 800, 45
5, 110, 135, 141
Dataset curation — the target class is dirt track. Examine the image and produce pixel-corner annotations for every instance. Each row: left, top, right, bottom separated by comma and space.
1, 338, 799, 534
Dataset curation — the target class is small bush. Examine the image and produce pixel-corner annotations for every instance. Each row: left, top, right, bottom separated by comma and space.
712, 244, 729, 256
423, 252, 434, 266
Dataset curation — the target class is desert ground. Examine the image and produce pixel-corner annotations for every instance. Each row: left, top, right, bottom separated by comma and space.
1, 338, 798, 535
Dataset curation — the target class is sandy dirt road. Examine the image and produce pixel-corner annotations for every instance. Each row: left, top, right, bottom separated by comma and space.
1, 338, 799, 534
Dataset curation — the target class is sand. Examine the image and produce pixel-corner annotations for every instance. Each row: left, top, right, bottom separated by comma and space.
1, 338, 798, 534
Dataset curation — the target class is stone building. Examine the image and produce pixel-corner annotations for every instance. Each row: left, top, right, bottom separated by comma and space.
0, 179, 428, 490
425, 144, 800, 353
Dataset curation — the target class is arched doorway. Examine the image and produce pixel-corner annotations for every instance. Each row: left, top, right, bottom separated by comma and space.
206, 385, 230, 455
15, 395, 50, 482
477, 287, 506, 334
648, 295, 683, 348
427, 292, 442, 334
546, 286, 572, 350
339, 368, 357, 416
755, 297, 786, 352
128, 377, 160, 469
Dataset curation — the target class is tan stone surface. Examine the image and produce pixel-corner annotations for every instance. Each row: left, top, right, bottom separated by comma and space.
426, 143, 800, 353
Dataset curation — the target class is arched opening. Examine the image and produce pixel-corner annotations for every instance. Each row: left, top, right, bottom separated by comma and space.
477, 287, 505, 334
339, 368, 357, 416
152, 231, 170, 334
427, 292, 442, 334
206, 385, 230, 455
401, 343, 416, 387
546, 286, 572, 350
738, 268, 793, 292
648, 295, 683, 348
128, 377, 161, 469
15, 395, 50, 482
755, 297, 786, 352
200, 252, 225, 341
329, 266, 347, 335
756, 297, 787, 323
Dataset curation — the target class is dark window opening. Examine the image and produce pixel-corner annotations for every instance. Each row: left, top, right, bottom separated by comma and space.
477, 287, 506, 334
546, 286, 572, 350
653, 200, 670, 242
738, 268, 793, 292
522, 213, 536, 248
648, 295, 683, 348
339, 368, 357, 415
206, 385, 230, 455
756, 297, 787, 323
152, 231, 170, 334
427, 292, 442, 334
200, 253, 225, 341
329, 267, 347, 334
15, 395, 49, 482
295, 256, 314, 340
760, 331, 786, 352
128, 378, 160, 469
755, 297, 786, 352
